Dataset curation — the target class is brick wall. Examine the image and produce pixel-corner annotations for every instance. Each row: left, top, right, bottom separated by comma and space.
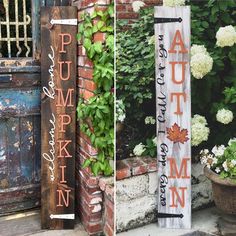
72, 0, 113, 235
116, 0, 162, 21
116, 157, 213, 232
99, 178, 115, 236
116, 157, 158, 232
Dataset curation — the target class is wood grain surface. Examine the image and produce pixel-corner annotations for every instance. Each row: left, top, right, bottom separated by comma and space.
154, 6, 191, 229
41, 6, 77, 229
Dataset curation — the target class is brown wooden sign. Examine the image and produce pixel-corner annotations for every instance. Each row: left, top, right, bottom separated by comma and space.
41, 6, 77, 229
154, 7, 191, 229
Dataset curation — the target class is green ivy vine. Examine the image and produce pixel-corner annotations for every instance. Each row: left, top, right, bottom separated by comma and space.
76, 4, 114, 176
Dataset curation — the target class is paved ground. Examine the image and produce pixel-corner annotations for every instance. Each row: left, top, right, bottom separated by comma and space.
117, 207, 236, 236
0, 209, 88, 236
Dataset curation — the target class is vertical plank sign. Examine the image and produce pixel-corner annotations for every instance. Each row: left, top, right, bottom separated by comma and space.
41, 7, 77, 229
154, 7, 191, 229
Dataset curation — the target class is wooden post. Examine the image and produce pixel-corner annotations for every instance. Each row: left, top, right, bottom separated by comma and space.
41, 6, 77, 229
154, 6, 191, 229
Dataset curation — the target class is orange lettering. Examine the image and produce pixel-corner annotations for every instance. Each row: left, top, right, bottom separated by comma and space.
168, 158, 190, 179
171, 92, 186, 115
56, 89, 74, 107
59, 165, 67, 184
58, 140, 72, 158
169, 187, 187, 208
168, 30, 188, 54
58, 61, 72, 81
59, 33, 72, 53
169, 61, 188, 84
59, 114, 71, 133
57, 189, 71, 207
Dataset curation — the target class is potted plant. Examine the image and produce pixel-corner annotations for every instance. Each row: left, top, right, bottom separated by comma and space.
200, 139, 236, 215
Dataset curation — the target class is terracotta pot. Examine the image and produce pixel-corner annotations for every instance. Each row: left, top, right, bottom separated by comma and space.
204, 166, 236, 215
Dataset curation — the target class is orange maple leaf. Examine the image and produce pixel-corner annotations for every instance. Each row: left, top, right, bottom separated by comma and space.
166, 123, 189, 144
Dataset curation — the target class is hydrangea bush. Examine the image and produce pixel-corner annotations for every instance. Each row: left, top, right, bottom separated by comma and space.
116, 0, 236, 160
200, 139, 236, 179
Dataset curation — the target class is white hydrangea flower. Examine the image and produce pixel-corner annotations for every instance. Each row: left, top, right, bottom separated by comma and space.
216, 108, 234, 125
200, 156, 208, 165
192, 114, 207, 126
200, 149, 209, 155
215, 167, 221, 173
223, 161, 228, 172
163, 0, 185, 7
132, 1, 145, 12
191, 115, 210, 146
152, 137, 158, 146
145, 116, 156, 125
116, 99, 126, 123
211, 145, 226, 157
216, 25, 236, 47
133, 143, 146, 156
231, 160, 236, 166
191, 122, 210, 146
212, 157, 218, 165
228, 138, 236, 146
191, 44, 207, 57
191, 52, 213, 79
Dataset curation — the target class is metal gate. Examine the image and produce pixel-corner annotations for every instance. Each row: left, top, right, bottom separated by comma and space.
0, 0, 72, 215
0, 0, 42, 215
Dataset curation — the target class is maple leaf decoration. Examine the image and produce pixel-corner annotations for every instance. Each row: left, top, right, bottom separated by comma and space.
166, 123, 189, 144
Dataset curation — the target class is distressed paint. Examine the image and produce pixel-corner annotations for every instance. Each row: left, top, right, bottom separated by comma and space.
0, 116, 41, 215
0, 88, 40, 117
154, 6, 191, 229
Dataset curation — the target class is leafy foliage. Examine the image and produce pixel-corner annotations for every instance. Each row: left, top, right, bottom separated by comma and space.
117, 0, 236, 158
77, 5, 114, 176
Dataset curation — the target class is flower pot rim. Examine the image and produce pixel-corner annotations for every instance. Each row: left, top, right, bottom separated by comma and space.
204, 166, 236, 187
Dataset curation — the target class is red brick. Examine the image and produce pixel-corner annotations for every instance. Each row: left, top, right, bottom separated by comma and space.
103, 222, 114, 236
78, 184, 102, 206
99, 177, 113, 191
93, 32, 106, 42
79, 88, 94, 100
84, 79, 97, 91
116, 4, 127, 12
80, 193, 102, 216
117, 12, 139, 19
142, 156, 157, 172
78, 10, 84, 21
104, 197, 114, 228
95, 6, 109, 12
86, 221, 103, 235
105, 184, 114, 201
78, 56, 93, 68
125, 157, 148, 176
79, 131, 92, 144
79, 137, 98, 156
78, 168, 100, 187
78, 45, 86, 56
81, 0, 96, 8
95, 0, 111, 4
78, 77, 83, 87
78, 205, 102, 233
78, 67, 93, 79
116, 160, 131, 180
76, 149, 95, 175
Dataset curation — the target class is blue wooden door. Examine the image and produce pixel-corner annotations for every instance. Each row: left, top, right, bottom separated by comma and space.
0, 0, 42, 215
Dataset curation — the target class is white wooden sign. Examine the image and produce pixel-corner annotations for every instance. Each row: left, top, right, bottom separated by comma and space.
154, 6, 191, 229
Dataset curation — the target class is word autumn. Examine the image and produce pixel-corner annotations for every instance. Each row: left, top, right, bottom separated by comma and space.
157, 30, 190, 209
43, 33, 74, 208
